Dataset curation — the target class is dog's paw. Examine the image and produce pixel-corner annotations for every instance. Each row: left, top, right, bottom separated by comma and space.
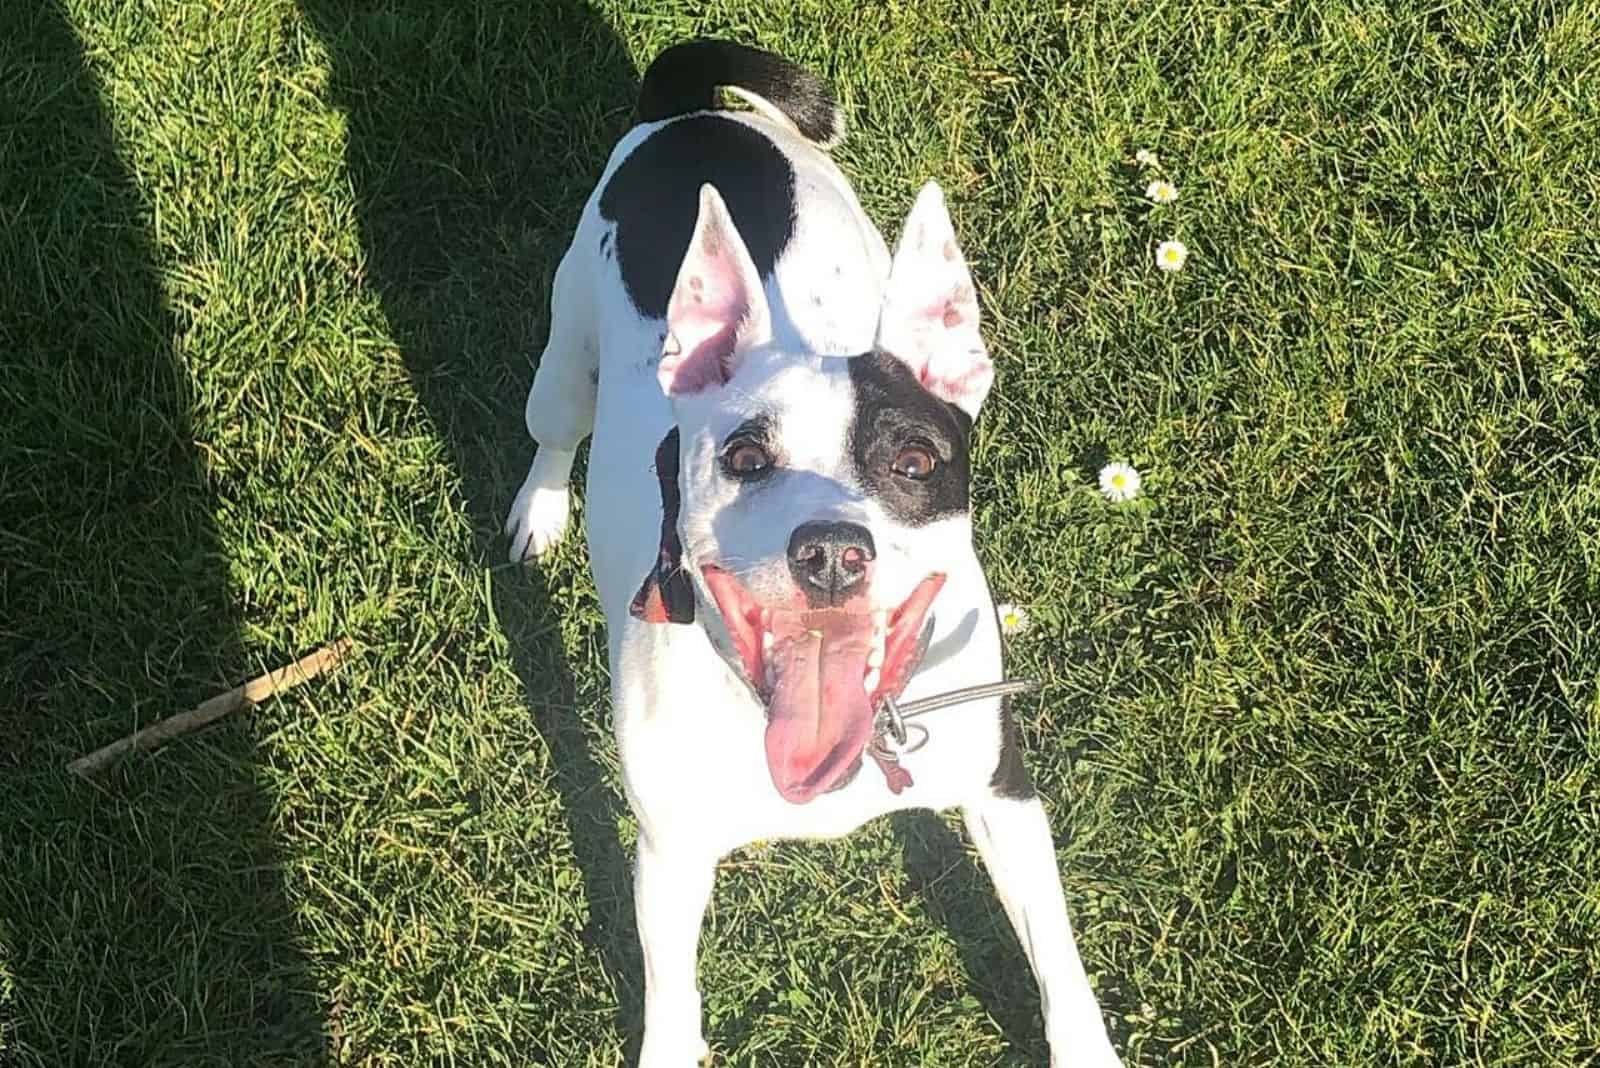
636, 1036, 710, 1068
504, 481, 570, 562
1048, 1036, 1123, 1068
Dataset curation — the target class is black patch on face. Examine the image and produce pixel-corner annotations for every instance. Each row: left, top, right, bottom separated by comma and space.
990, 696, 1036, 800
630, 427, 696, 624
847, 350, 972, 525
598, 115, 796, 320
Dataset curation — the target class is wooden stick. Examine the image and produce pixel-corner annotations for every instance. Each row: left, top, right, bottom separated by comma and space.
67, 638, 354, 777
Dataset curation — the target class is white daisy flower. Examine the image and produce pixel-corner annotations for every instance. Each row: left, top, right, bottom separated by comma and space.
1145, 180, 1178, 204
1155, 239, 1189, 272
1135, 148, 1159, 167
997, 603, 1031, 636
1098, 462, 1142, 502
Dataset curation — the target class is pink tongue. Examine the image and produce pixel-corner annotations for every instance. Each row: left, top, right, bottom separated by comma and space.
763, 610, 875, 804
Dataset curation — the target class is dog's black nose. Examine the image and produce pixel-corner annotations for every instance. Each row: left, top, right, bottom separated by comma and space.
787, 521, 876, 606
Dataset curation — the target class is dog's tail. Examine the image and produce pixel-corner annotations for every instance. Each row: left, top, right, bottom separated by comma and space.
636, 40, 845, 149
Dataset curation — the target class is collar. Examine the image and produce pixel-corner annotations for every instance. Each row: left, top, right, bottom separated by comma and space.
866, 678, 1039, 793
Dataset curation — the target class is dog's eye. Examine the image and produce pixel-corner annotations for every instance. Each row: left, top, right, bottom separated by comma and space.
723, 441, 773, 479
891, 445, 937, 481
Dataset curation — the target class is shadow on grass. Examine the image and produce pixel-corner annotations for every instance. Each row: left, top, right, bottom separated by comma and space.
892, 811, 1052, 1066
0, 2, 321, 1064
294, 1, 643, 1059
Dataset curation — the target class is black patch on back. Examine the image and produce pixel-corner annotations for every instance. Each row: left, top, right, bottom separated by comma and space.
636, 39, 841, 145
990, 696, 1036, 799
598, 115, 795, 320
847, 350, 972, 526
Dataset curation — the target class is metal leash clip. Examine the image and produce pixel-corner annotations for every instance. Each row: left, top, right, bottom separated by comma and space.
872, 694, 929, 755
870, 679, 1041, 758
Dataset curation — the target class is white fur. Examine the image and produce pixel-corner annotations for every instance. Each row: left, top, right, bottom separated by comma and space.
509, 106, 1120, 1066
503, 445, 573, 558
877, 181, 995, 417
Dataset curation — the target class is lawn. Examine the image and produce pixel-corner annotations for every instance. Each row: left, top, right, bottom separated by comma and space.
3, 0, 1598, 1064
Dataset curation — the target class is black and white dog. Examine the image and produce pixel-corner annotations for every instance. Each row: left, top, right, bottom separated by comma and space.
505, 40, 1120, 1066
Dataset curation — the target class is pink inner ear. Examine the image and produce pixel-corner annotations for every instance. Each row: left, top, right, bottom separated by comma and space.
919, 282, 974, 331
879, 264, 992, 414
917, 351, 992, 404
662, 265, 748, 394
875, 184, 994, 416
659, 186, 770, 398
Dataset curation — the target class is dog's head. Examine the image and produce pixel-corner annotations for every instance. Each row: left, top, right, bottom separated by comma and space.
632, 182, 993, 804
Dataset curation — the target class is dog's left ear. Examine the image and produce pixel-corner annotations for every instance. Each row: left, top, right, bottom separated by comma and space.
658, 184, 773, 399
874, 181, 994, 418
630, 427, 696, 624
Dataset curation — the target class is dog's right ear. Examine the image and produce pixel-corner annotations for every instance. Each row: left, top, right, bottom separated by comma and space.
875, 181, 993, 418
630, 427, 696, 624
658, 184, 772, 398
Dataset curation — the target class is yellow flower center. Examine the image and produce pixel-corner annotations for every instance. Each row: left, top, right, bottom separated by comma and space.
1163, 249, 1180, 263
1111, 474, 1127, 488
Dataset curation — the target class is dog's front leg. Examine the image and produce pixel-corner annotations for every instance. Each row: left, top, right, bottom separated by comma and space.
962, 795, 1122, 1067
634, 835, 715, 1067
506, 244, 596, 562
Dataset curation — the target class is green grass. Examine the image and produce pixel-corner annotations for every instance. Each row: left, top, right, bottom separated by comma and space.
3, 0, 1598, 1064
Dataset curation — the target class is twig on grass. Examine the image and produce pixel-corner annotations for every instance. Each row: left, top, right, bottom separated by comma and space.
66, 638, 355, 777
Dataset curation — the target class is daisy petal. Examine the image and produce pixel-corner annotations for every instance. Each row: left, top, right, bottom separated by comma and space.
1145, 180, 1178, 204
1155, 240, 1189, 272
996, 602, 1031, 636
1098, 462, 1143, 502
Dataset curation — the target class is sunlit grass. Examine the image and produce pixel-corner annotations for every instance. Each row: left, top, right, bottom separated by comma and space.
2, 1, 1597, 1064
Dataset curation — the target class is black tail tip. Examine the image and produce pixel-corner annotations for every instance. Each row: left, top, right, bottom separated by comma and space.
636, 39, 844, 148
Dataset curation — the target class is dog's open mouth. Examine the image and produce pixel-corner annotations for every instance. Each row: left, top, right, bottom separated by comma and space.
700, 565, 944, 804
